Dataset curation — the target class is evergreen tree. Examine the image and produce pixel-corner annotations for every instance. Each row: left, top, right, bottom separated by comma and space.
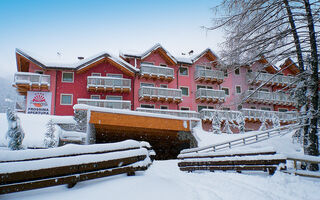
44, 119, 57, 148
211, 112, 222, 134
6, 109, 24, 150
74, 110, 87, 132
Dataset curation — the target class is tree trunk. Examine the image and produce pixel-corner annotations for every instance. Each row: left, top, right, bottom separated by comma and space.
303, 0, 319, 171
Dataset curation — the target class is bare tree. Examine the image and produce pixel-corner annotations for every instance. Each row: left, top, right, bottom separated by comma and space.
208, 0, 319, 170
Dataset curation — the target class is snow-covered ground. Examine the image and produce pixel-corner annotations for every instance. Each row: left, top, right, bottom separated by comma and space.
1, 113, 320, 199
0, 113, 75, 148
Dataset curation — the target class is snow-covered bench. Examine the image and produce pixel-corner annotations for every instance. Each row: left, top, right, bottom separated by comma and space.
0, 140, 154, 194
178, 148, 286, 175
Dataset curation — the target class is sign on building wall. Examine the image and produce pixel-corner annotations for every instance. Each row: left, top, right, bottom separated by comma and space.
26, 91, 52, 115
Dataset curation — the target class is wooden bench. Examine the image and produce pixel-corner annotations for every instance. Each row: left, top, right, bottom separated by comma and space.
0, 140, 154, 195
178, 149, 286, 175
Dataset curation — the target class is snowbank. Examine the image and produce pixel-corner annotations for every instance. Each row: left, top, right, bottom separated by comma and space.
0, 113, 75, 148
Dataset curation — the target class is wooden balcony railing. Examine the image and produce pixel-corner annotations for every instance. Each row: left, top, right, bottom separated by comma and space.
194, 69, 224, 83
200, 108, 298, 123
138, 87, 182, 103
195, 88, 225, 103
136, 107, 200, 119
87, 76, 131, 93
13, 72, 50, 94
247, 72, 298, 87
244, 91, 295, 106
140, 64, 174, 81
77, 99, 131, 109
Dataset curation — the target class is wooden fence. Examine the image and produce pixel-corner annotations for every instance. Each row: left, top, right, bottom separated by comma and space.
0, 140, 154, 194
181, 123, 302, 154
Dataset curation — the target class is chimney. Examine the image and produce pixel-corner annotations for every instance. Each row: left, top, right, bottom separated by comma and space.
78, 56, 84, 60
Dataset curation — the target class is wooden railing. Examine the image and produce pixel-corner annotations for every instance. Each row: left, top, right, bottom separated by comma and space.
0, 140, 154, 194
284, 155, 320, 178
180, 123, 302, 154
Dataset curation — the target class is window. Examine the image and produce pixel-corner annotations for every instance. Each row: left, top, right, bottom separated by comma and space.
179, 67, 189, 76
250, 106, 256, 109
61, 94, 72, 105
181, 107, 190, 111
141, 61, 154, 65
222, 88, 229, 95
106, 96, 122, 100
62, 72, 74, 82
92, 73, 101, 76
160, 63, 167, 67
160, 84, 168, 88
107, 74, 122, 78
261, 107, 271, 111
247, 69, 252, 73
260, 88, 269, 92
198, 105, 207, 112
141, 82, 155, 87
35, 70, 43, 74
223, 69, 228, 77
197, 85, 206, 89
238, 105, 243, 110
278, 108, 288, 112
235, 68, 240, 75
207, 86, 213, 89
236, 86, 241, 94
141, 104, 155, 108
90, 95, 100, 99
208, 106, 214, 109
249, 87, 255, 90
222, 107, 230, 110
180, 87, 189, 96
160, 105, 168, 109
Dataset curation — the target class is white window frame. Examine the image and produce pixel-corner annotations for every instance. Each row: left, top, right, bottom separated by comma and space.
159, 63, 167, 67
180, 86, 189, 96
91, 73, 101, 76
141, 61, 154, 65
90, 95, 100, 99
160, 105, 168, 109
222, 87, 230, 96
60, 94, 73, 105
107, 73, 123, 78
179, 66, 189, 76
160, 84, 168, 88
35, 70, 44, 74
235, 85, 242, 94
180, 107, 190, 111
140, 104, 155, 108
62, 72, 74, 83
140, 82, 155, 87
106, 95, 122, 100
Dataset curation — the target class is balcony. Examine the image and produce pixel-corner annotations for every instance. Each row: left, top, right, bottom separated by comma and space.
138, 87, 182, 103
13, 72, 50, 95
200, 109, 241, 122
140, 64, 174, 81
247, 72, 298, 87
200, 108, 298, 124
241, 109, 298, 123
194, 69, 224, 84
136, 107, 200, 118
77, 98, 131, 109
87, 76, 131, 93
244, 91, 295, 106
195, 88, 225, 103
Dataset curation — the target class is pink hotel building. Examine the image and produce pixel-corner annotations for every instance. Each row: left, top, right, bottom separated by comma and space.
13, 44, 299, 132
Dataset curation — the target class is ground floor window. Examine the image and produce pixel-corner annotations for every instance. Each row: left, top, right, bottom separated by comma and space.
160, 105, 168, 109
61, 94, 72, 105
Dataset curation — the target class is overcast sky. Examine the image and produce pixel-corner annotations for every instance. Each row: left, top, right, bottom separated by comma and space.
0, 0, 224, 79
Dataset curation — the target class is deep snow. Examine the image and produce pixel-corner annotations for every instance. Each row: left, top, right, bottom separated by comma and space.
1, 113, 320, 199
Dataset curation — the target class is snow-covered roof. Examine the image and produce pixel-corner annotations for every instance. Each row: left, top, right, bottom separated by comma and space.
175, 56, 193, 65
191, 48, 219, 63
121, 43, 177, 64
16, 48, 139, 73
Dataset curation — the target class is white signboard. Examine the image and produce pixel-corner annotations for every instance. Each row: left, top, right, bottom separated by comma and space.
26, 91, 52, 115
